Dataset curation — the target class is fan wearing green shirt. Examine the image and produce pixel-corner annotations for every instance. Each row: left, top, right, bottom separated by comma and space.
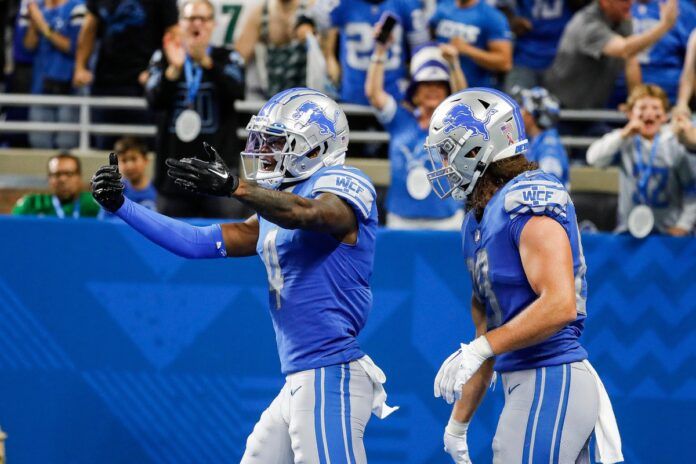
12, 152, 101, 218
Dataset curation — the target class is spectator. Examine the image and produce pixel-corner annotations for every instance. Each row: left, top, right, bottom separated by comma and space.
114, 136, 157, 210
611, 0, 696, 106
23, 0, 85, 149
498, 0, 575, 92
235, 0, 314, 98
208, 0, 246, 47
366, 42, 466, 229
587, 84, 696, 236
429, 0, 513, 89
545, 0, 678, 109
674, 28, 696, 117
145, 0, 246, 218
72, 0, 179, 148
12, 152, 101, 218
3, 0, 36, 147
316, 0, 429, 105
511, 86, 569, 188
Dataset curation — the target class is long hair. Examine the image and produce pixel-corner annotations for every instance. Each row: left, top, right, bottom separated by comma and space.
467, 155, 538, 219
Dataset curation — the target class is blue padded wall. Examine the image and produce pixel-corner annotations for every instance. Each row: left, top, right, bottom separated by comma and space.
0, 217, 693, 463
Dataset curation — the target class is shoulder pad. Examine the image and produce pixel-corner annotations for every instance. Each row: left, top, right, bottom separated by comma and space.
504, 176, 569, 220
312, 167, 376, 220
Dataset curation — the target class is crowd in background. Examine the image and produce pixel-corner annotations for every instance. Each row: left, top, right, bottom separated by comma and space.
2, 0, 696, 236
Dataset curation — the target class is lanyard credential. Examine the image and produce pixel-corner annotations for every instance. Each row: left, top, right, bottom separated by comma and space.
52, 195, 80, 219
183, 56, 203, 107
633, 133, 660, 204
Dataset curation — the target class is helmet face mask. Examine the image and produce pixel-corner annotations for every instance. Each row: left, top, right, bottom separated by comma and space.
241, 88, 349, 189
425, 87, 529, 199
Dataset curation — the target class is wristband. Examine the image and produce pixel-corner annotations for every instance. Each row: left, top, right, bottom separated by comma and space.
370, 54, 386, 64
445, 417, 469, 437
469, 335, 494, 360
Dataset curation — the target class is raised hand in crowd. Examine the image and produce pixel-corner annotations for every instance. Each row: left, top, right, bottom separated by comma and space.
163, 30, 186, 81
620, 115, 645, 139
672, 113, 696, 151
659, 0, 678, 30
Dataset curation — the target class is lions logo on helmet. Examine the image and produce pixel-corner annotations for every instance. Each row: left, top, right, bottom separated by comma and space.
443, 104, 497, 140
242, 88, 349, 189
291, 101, 340, 139
425, 87, 528, 199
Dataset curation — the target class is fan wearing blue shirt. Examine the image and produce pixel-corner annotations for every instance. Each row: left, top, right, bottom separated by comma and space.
429, 0, 513, 88
498, 0, 574, 92
318, 0, 429, 104
114, 137, 157, 211
612, 0, 696, 104
23, 0, 85, 149
366, 41, 466, 228
512, 86, 569, 188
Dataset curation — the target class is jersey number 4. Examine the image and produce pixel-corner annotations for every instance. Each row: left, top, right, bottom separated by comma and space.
262, 229, 284, 309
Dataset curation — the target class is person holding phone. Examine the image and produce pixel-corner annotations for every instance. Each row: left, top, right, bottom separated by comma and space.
316, 0, 429, 105
366, 33, 467, 229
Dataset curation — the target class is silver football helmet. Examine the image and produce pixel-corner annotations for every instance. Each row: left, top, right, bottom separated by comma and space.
241, 87, 349, 188
424, 87, 529, 199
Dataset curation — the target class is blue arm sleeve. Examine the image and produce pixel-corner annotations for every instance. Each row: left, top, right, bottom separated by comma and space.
115, 198, 228, 259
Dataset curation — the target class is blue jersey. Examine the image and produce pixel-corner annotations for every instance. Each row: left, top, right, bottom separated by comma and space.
31, 0, 85, 93
13, 0, 36, 66
326, 0, 428, 104
430, 0, 512, 87
526, 128, 569, 189
123, 180, 157, 210
513, 0, 573, 70
462, 170, 588, 372
256, 165, 378, 374
628, 0, 696, 102
378, 100, 461, 218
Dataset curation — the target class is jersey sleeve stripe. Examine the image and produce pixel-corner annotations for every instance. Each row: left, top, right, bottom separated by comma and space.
314, 186, 370, 218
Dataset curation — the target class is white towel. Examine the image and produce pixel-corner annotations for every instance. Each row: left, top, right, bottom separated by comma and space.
583, 360, 624, 463
356, 355, 400, 419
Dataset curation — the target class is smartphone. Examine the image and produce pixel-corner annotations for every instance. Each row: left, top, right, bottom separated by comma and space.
376, 12, 399, 45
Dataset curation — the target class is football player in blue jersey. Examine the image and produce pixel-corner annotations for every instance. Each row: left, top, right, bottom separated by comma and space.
511, 86, 569, 189
424, 88, 622, 463
91, 88, 396, 463
366, 40, 466, 229
315, 0, 429, 104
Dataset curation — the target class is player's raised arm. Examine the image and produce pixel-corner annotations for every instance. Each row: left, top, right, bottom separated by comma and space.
91, 153, 258, 258
166, 142, 359, 243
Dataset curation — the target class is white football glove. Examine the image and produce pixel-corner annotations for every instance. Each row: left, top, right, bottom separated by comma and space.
444, 418, 472, 464
434, 336, 494, 404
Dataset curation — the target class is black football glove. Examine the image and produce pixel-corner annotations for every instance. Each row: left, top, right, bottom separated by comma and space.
91, 153, 125, 212
165, 142, 239, 197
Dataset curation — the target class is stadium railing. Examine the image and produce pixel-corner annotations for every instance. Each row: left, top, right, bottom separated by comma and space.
0, 94, 626, 150
0, 94, 621, 202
